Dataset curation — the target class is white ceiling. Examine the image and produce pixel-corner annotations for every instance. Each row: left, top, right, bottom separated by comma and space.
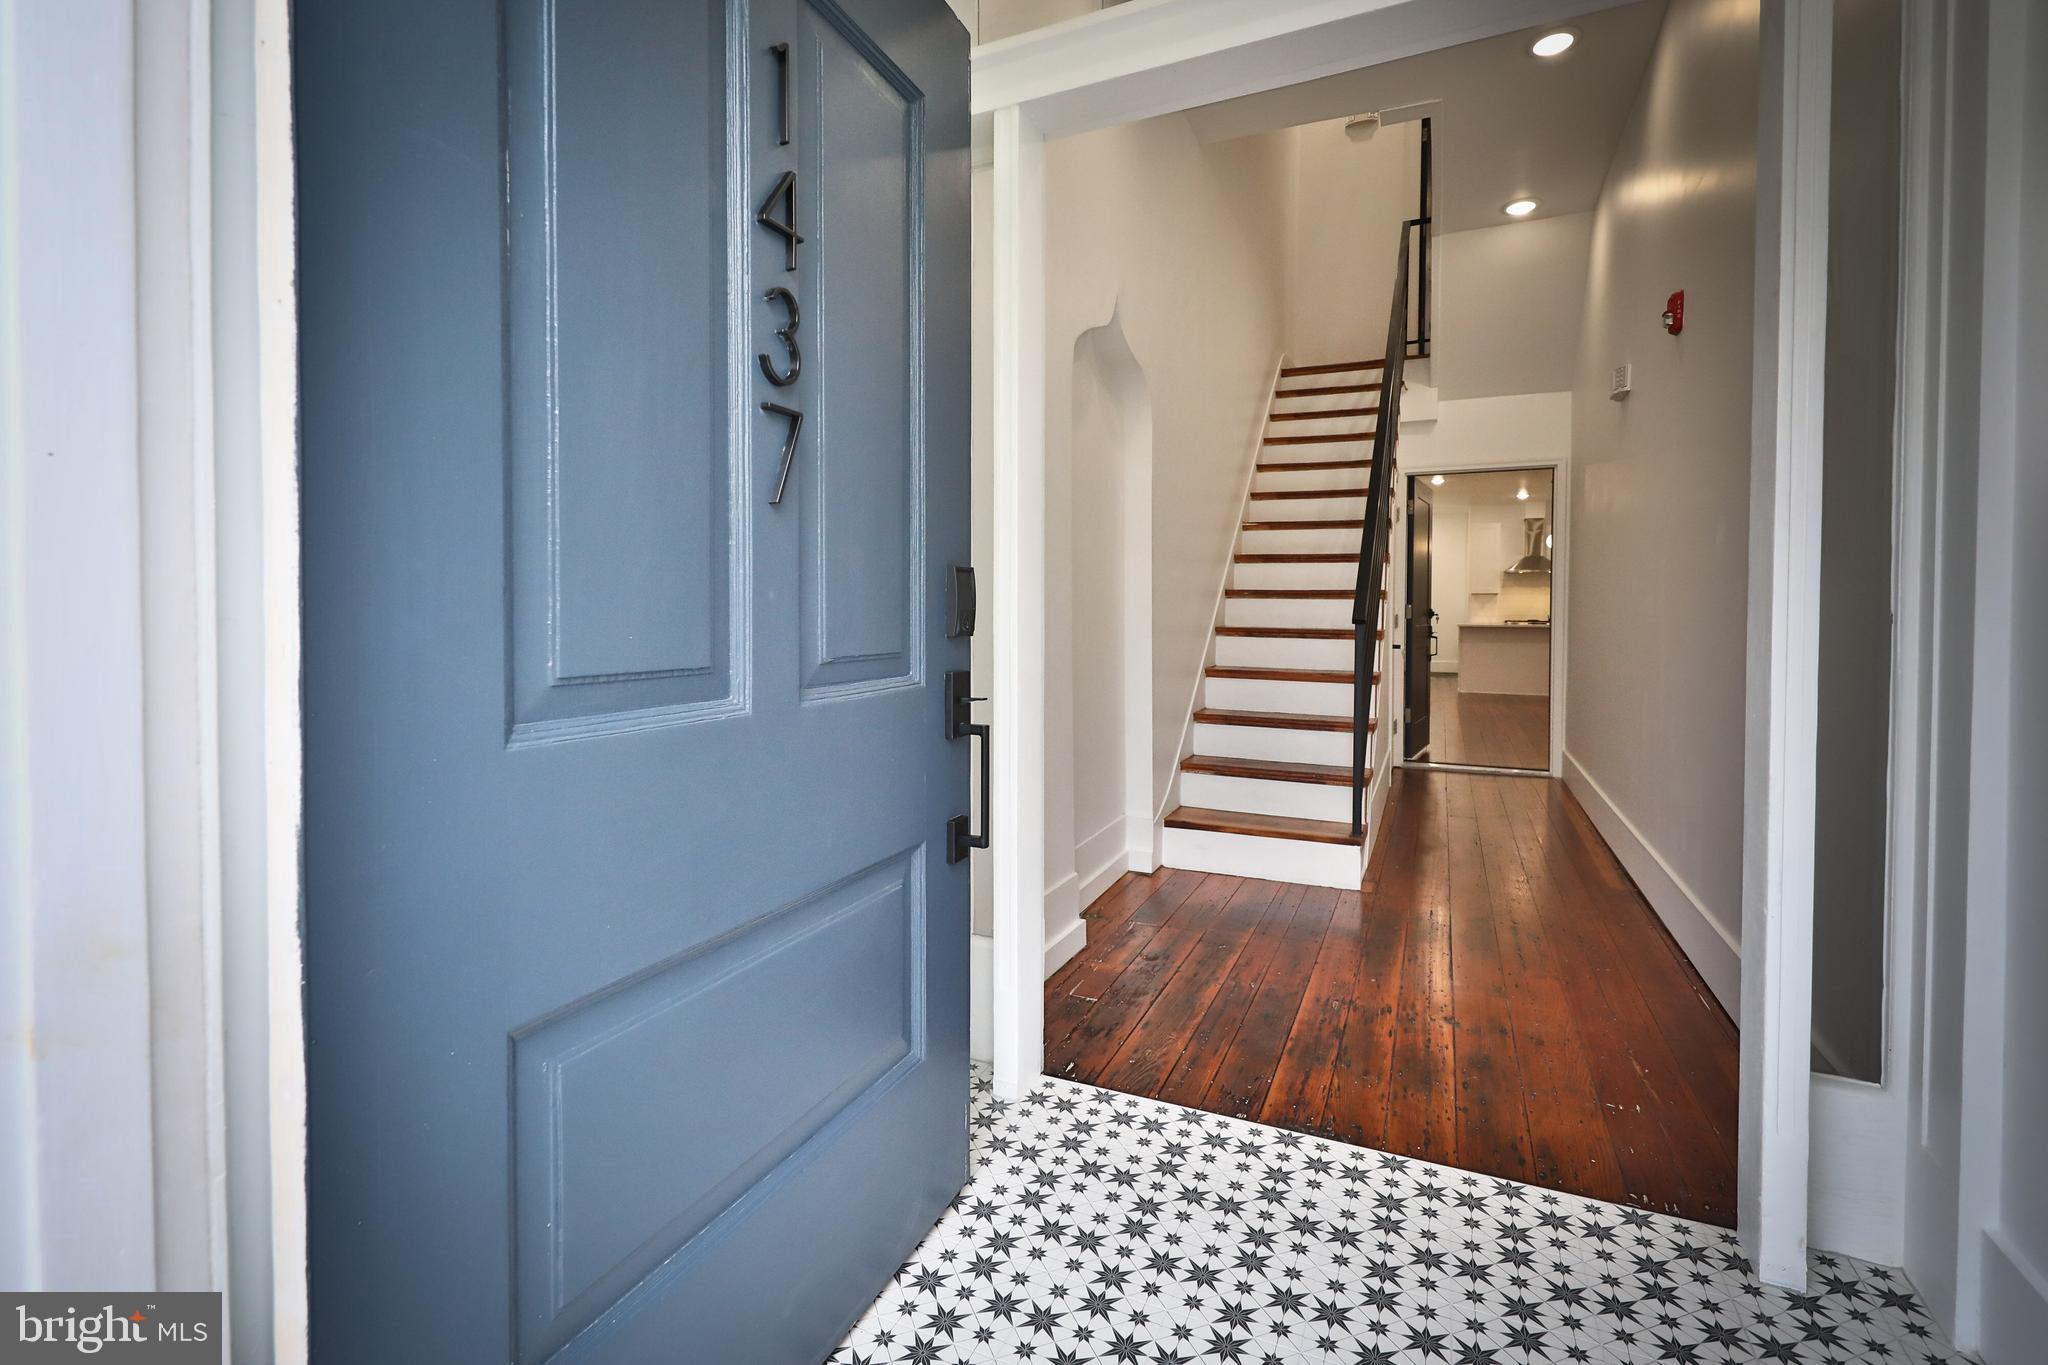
1184, 1, 1668, 234
1420, 468, 1555, 508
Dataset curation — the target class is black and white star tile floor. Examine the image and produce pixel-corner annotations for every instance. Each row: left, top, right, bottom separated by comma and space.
830, 1066, 1971, 1365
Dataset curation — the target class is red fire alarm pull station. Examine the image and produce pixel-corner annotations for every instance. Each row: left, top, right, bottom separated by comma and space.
1662, 290, 1685, 335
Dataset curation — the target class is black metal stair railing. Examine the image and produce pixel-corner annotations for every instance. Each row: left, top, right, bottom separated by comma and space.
1349, 221, 1420, 839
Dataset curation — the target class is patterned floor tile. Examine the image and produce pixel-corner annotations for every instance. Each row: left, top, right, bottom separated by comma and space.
831, 1068, 1972, 1364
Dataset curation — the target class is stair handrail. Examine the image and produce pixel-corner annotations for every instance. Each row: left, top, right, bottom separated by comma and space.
1350, 221, 1420, 838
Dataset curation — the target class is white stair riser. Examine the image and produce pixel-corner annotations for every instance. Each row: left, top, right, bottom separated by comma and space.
1205, 675, 1352, 715
1268, 418, 1376, 441
1215, 633, 1354, 670
1284, 363, 1382, 381
1193, 720, 1352, 766
1180, 772, 1354, 823
1253, 466, 1368, 494
1240, 525, 1360, 554
1245, 495, 1366, 522
1224, 595, 1353, 630
1232, 559, 1355, 591
1160, 827, 1361, 890
1261, 445, 1373, 471
1252, 442, 1372, 467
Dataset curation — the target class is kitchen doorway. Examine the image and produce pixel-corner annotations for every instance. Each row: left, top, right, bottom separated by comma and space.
1403, 466, 1556, 773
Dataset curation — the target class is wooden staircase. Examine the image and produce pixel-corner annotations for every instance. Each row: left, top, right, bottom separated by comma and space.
1159, 358, 1398, 890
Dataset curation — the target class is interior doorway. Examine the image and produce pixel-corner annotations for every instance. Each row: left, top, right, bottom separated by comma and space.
1403, 466, 1556, 772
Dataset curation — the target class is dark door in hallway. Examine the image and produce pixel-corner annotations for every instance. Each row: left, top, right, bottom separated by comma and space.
1046, 771, 1738, 1226
1404, 477, 1436, 759
297, 1, 970, 1359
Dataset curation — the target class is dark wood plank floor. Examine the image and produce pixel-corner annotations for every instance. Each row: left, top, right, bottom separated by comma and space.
1045, 769, 1740, 1225
1424, 675, 1549, 770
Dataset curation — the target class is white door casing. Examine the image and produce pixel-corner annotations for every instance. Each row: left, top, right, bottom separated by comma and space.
973, 0, 1834, 1290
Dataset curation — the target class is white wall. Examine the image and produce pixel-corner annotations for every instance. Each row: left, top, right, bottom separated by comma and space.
1561, 0, 1758, 1015
1433, 213, 1593, 400
1929, 0, 2048, 1357
1050, 117, 1292, 939
1283, 117, 1419, 365
1051, 313, 1154, 960
1386, 188, 1589, 683
976, 0, 1098, 44
0, 0, 161, 1289
967, 111, 1291, 964
0, 0, 251, 1313
1987, 4, 2048, 1354
1428, 508, 1469, 671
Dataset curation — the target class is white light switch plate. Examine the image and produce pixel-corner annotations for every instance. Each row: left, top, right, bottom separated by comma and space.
1610, 363, 1632, 400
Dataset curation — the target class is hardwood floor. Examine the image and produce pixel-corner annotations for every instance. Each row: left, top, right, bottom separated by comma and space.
1421, 674, 1549, 770
1045, 769, 1740, 1226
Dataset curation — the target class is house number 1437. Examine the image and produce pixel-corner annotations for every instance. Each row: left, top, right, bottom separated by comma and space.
759, 41, 804, 507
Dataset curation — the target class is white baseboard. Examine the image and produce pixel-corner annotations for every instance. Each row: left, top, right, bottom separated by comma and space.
1127, 811, 1160, 876
971, 816, 1117, 1064
1368, 746, 1394, 846
1043, 910, 1088, 978
1982, 1227, 2048, 1365
1562, 751, 1741, 1015
1808, 1073, 1903, 1265
1040, 872, 1086, 979
969, 932, 993, 1063
1075, 817, 1129, 912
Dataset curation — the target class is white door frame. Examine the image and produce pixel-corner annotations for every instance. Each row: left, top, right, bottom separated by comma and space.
973, 0, 1831, 1288
1383, 457, 1570, 780
1738, 0, 1831, 1290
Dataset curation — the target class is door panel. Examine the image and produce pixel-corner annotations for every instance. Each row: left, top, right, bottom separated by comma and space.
297, 0, 970, 1359
799, 1, 918, 691
1405, 480, 1434, 760
505, 0, 738, 736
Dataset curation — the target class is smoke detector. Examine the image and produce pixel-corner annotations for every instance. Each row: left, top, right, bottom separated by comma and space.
1343, 100, 1440, 142
1343, 113, 1382, 141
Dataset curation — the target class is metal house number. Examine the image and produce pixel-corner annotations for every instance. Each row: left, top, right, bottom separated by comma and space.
759, 41, 805, 506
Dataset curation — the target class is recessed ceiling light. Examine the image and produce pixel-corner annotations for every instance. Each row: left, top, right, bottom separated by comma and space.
1504, 198, 1539, 218
1430, 474, 1446, 486
1531, 29, 1577, 58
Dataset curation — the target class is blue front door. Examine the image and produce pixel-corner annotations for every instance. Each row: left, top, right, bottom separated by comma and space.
297, 1, 970, 1359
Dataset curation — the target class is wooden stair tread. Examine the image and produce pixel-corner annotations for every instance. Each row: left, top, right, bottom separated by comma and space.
1280, 359, 1387, 377
1205, 665, 1380, 685
1275, 382, 1384, 397
1264, 432, 1374, 445
1243, 518, 1365, 531
1163, 805, 1362, 847
1259, 458, 1371, 471
1180, 754, 1357, 786
1214, 629, 1384, 643
1225, 588, 1384, 601
1269, 406, 1378, 421
1215, 625, 1377, 640
1234, 552, 1359, 563
1248, 488, 1365, 500
1193, 707, 1374, 733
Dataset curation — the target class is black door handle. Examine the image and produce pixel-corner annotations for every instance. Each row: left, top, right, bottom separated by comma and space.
945, 671, 990, 864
